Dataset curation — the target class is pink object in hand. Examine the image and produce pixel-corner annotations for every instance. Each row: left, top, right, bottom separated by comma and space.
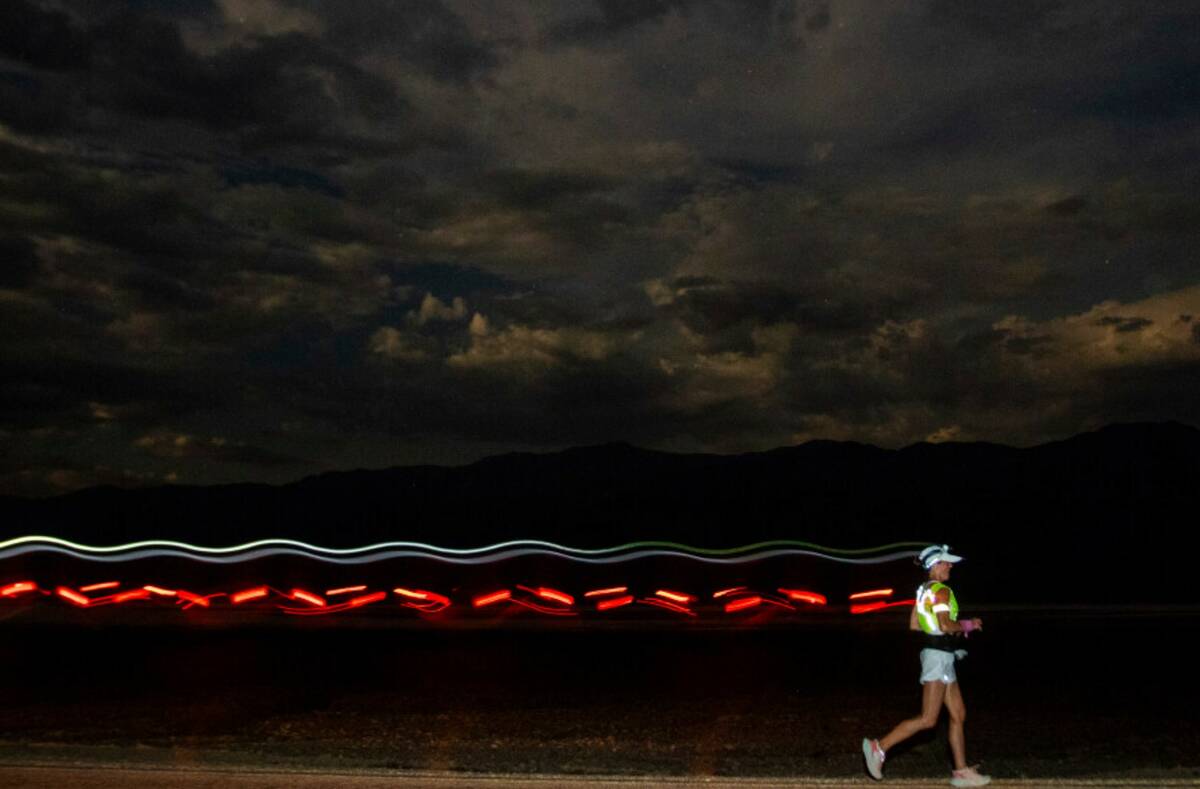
960, 619, 977, 635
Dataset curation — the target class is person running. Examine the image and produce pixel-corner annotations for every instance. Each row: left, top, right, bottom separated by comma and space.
861, 544, 991, 787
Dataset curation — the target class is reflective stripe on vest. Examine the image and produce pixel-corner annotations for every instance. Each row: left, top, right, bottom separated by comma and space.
915, 581, 958, 635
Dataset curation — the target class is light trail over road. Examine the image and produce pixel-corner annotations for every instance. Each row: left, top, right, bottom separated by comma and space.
0, 535, 925, 565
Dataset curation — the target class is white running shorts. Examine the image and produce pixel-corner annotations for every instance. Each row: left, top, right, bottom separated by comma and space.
919, 647, 957, 684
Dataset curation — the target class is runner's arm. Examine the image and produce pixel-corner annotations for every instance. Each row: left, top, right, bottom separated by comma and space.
933, 589, 983, 634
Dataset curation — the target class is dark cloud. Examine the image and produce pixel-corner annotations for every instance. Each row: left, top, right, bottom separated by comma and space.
1095, 316, 1153, 333
118, 267, 217, 313
804, 4, 830, 32
133, 429, 306, 467
221, 162, 344, 197
89, 17, 405, 133
0, 460, 167, 499
299, 0, 498, 83
1046, 195, 1088, 216
479, 168, 614, 210
1002, 334, 1054, 357
1077, 15, 1200, 124
0, 355, 229, 429
547, 0, 821, 49
0, 159, 232, 273
0, 235, 40, 288
653, 278, 802, 347
0, 0, 91, 71
547, 0, 695, 45
0, 67, 87, 134
924, 0, 1067, 43
384, 262, 512, 300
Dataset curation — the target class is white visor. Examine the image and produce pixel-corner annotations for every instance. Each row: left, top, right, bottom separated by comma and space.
920, 545, 964, 569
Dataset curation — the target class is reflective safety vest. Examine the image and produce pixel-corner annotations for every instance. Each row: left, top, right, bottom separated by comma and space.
915, 581, 958, 635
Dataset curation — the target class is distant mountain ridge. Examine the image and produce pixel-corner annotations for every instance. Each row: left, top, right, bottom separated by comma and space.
2, 421, 1198, 603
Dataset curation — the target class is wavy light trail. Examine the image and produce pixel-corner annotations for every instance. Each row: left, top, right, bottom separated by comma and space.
0, 536, 924, 566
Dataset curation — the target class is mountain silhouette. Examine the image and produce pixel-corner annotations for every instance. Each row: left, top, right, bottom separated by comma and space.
2, 422, 1198, 604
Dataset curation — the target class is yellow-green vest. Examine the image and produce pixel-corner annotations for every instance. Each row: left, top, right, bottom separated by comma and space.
916, 581, 958, 635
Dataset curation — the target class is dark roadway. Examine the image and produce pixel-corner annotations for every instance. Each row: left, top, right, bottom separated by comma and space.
0, 609, 1197, 784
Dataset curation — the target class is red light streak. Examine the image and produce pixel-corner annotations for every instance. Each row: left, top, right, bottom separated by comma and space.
584, 586, 628, 597
596, 594, 634, 611
280, 601, 355, 616
395, 588, 451, 611
713, 586, 747, 598
640, 597, 697, 616
537, 587, 573, 605
347, 591, 387, 608
850, 598, 916, 615
849, 588, 894, 600
290, 588, 326, 607
325, 585, 367, 596
13, 576, 918, 621
778, 588, 827, 605
516, 585, 574, 606
473, 589, 511, 608
724, 595, 762, 613
423, 591, 451, 608
56, 587, 90, 607
230, 586, 269, 604
176, 590, 212, 607
401, 600, 448, 613
511, 597, 578, 616
80, 581, 120, 592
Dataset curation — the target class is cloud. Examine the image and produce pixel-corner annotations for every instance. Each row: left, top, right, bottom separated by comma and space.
925, 425, 963, 444
994, 286, 1200, 377
213, 0, 324, 42
773, 287, 1200, 448
133, 429, 302, 467
88, 401, 124, 421
545, 0, 821, 51
1093, 315, 1153, 333
368, 326, 428, 362
447, 315, 625, 370
0, 462, 170, 498
409, 292, 467, 326
546, 0, 695, 45
659, 321, 799, 413
1, 2, 1199, 492
297, 0, 498, 83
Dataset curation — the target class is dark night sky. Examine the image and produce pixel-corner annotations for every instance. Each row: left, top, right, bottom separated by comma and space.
2, 1, 1199, 496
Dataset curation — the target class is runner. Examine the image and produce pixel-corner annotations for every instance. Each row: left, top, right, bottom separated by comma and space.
861, 544, 991, 787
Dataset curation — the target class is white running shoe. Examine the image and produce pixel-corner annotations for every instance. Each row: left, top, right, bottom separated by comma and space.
950, 765, 991, 787
861, 737, 885, 780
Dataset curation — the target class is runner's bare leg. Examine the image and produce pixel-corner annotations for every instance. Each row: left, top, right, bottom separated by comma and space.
879, 679, 945, 751
944, 679, 967, 770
